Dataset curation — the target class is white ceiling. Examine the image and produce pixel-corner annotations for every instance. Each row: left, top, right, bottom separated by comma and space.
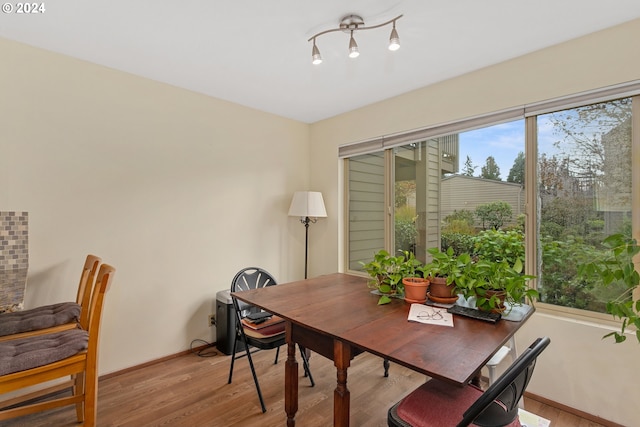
3, 0, 640, 123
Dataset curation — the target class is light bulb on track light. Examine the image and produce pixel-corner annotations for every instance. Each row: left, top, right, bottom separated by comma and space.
348, 31, 359, 58
388, 23, 400, 51
311, 39, 323, 65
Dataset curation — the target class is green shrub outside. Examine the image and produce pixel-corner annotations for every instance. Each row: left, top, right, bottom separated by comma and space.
472, 229, 524, 265
395, 205, 417, 253
441, 232, 475, 256
391, 202, 632, 313
437, 227, 630, 313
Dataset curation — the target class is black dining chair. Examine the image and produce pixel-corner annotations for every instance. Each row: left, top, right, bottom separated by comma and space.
387, 336, 550, 427
227, 267, 314, 413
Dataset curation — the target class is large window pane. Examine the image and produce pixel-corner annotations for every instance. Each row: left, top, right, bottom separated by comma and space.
393, 140, 441, 261
350, 120, 527, 269
348, 153, 385, 271
536, 98, 633, 312
441, 121, 526, 260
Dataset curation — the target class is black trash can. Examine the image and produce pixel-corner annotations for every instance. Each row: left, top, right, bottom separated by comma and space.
215, 290, 245, 355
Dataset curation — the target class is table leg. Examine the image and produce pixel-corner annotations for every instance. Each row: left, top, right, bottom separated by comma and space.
285, 326, 299, 427
471, 367, 483, 388
333, 340, 351, 427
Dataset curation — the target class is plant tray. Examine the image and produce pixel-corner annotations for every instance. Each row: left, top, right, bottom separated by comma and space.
427, 293, 458, 304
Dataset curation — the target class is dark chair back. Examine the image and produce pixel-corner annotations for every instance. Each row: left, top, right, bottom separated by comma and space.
230, 267, 277, 314
227, 266, 314, 413
457, 336, 551, 427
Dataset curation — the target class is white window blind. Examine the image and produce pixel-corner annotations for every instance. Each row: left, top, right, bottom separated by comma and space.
338, 80, 640, 158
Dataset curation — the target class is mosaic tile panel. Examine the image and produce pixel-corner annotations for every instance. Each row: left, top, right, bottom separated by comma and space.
0, 211, 28, 312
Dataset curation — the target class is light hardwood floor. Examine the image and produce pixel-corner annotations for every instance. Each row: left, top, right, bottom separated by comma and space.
1, 345, 608, 427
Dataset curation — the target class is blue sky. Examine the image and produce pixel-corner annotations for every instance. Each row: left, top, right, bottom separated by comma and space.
458, 118, 560, 178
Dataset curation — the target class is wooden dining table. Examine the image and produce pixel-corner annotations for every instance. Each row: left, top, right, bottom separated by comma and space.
232, 273, 533, 427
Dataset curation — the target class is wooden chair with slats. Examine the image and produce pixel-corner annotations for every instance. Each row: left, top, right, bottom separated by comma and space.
0, 254, 102, 342
0, 263, 116, 427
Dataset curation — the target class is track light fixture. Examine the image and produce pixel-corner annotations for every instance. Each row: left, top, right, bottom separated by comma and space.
308, 14, 403, 65
311, 38, 323, 65
348, 30, 359, 58
388, 21, 400, 51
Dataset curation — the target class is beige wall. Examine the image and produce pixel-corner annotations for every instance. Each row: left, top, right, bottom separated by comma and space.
0, 37, 311, 373
310, 18, 640, 426
3, 17, 640, 426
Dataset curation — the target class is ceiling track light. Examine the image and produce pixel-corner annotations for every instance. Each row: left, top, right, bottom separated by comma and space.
311, 38, 323, 65
348, 30, 359, 58
388, 22, 400, 51
308, 14, 403, 65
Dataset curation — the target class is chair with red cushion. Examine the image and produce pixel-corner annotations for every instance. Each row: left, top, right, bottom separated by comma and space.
387, 337, 550, 427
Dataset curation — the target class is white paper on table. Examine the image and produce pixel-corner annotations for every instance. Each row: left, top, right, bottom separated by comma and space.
407, 303, 454, 327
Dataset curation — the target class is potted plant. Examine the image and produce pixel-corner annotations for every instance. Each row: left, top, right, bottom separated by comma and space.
421, 246, 472, 303
578, 233, 640, 343
400, 250, 429, 303
360, 250, 405, 305
462, 257, 538, 313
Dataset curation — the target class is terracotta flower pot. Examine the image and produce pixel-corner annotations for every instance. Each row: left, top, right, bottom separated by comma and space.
428, 276, 456, 298
402, 277, 430, 303
427, 276, 458, 304
480, 290, 507, 313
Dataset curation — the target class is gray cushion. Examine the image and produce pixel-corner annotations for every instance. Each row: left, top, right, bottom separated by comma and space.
0, 302, 81, 337
0, 328, 89, 375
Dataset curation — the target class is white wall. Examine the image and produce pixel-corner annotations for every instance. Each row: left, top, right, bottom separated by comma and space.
309, 18, 640, 426
516, 314, 639, 424
0, 37, 311, 374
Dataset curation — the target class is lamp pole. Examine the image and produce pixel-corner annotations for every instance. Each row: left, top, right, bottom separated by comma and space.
301, 216, 316, 279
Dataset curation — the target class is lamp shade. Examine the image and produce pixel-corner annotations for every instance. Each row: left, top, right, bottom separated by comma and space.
288, 191, 327, 218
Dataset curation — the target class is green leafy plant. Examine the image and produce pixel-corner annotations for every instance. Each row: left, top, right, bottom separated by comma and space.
578, 233, 640, 343
421, 247, 473, 288
360, 250, 406, 305
360, 249, 431, 305
472, 229, 525, 265
463, 258, 538, 313
399, 250, 422, 278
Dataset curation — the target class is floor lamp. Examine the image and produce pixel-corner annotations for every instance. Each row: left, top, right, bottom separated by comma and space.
288, 191, 327, 279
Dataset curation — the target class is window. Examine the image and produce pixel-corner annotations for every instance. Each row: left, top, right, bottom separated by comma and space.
392, 139, 440, 261
347, 152, 385, 271
536, 98, 633, 313
344, 83, 639, 317
348, 120, 526, 266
